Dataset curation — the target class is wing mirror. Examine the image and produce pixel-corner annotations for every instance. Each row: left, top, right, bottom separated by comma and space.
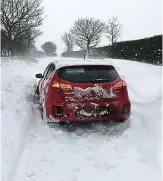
35, 73, 43, 78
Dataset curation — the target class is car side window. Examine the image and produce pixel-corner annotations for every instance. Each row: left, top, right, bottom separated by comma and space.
46, 63, 56, 78
43, 64, 51, 78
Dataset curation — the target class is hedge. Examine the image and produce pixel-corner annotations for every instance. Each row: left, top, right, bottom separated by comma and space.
61, 35, 162, 65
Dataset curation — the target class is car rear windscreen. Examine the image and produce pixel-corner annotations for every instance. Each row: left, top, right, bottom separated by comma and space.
57, 65, 119, 83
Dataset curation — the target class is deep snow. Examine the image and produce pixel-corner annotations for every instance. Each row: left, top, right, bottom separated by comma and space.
1, 57, 162, 181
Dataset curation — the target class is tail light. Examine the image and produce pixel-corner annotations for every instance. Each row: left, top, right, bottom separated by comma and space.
51, 82, 72, 91
50, 73, 72, 91
113, 81, 127, 91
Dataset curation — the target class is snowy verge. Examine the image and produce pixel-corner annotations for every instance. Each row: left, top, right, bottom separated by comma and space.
1, 59, 38, 181
1, 57, 60, 181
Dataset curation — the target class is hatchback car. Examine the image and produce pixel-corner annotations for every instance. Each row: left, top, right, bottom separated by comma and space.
35, 60, 131, 125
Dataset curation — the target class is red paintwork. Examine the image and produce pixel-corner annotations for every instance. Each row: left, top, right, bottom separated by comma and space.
37, 65, 131, 123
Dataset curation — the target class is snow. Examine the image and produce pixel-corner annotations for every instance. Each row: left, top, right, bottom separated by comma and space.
73, 85, 117, 100
51, 58, 116, 70
1, 57, 162, 181
1, 57, 53, 181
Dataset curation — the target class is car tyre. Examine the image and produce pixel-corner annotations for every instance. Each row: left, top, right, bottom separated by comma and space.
117, 119, 126, 123
59, 121, 66, 125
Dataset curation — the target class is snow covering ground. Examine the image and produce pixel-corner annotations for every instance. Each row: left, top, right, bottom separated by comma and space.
1, 57, 162, 181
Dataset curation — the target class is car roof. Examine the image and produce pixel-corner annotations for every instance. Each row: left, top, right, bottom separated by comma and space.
50, 59, 115, 70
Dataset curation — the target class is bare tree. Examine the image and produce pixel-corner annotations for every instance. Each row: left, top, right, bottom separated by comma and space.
70, 18, 105, 56
41, 41, 57, 56
105, 17, 122, 45
1, 0, 44, 56
61, 32, 74, 52
1, 29, 9, 56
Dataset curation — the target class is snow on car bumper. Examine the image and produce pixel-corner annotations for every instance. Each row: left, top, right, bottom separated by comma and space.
47, 99, 131, 123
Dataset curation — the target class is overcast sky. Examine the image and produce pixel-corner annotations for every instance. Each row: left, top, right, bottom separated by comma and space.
36, 0, 162, 55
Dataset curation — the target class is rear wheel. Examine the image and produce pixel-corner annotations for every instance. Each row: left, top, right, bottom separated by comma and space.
59, 121, 66, 125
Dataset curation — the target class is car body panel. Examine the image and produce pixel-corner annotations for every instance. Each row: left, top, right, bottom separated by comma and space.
35, 61, 131, 123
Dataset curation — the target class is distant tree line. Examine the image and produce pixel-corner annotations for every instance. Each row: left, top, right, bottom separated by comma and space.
41, 41, 57, 56
2, 2, 160, 64
27, 41, 57, 57
1, 1, 121, 58
61, 17, 121, 56
61, 35, 162, 65
1, 0, 58, 58
61, 17, 162, 65
1, 0, 44, 57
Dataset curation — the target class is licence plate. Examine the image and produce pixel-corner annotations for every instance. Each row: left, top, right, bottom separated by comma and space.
76, 107, 109, 117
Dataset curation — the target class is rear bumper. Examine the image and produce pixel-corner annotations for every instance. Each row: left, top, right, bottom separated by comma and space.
46, 99, 131, 123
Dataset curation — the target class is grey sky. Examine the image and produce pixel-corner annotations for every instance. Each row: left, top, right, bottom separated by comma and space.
36, 0, 162, 55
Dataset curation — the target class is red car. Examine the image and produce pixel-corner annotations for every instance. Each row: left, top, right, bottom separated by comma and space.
35, 60, 131, 126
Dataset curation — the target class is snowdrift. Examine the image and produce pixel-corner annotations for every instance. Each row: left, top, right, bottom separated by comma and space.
1, 57, 53, 181
1, 57, 162, 181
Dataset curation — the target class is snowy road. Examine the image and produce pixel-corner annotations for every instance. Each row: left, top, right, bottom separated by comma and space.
1, 57, 162, 181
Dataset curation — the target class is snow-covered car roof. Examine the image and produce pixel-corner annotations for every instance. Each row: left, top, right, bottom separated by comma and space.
51, 59, 115, 70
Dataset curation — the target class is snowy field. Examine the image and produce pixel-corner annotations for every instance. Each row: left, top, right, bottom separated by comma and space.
1, 57, 162, 181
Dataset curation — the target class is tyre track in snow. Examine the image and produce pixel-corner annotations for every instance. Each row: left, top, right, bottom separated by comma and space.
11, 58, 161, 181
